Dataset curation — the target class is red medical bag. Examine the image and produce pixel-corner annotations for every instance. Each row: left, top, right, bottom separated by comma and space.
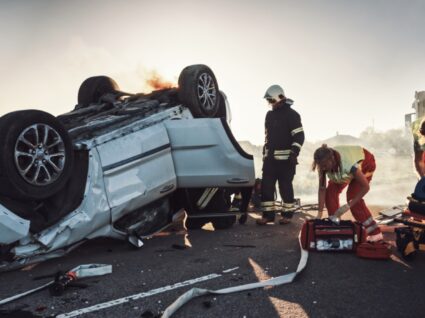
300, 219, 365, 252
356, 242, 391, 260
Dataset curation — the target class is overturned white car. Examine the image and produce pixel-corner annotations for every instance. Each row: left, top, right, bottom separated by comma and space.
0, 65, 255, 271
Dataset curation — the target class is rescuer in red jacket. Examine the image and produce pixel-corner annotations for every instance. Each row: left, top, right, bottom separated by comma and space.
312, 144, 383, 242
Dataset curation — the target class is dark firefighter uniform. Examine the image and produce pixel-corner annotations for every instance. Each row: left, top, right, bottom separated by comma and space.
260, 99, 305, 222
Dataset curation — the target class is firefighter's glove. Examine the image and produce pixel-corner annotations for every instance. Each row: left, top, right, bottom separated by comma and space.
289, 151, 298, 165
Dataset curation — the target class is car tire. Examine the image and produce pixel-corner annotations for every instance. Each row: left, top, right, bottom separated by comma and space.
77, 76, 119, 108
0, 110, 74, 200
178, 65, 220, 118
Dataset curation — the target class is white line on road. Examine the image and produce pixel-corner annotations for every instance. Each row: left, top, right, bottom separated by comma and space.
222, 267, 239, 273
56, 269, 233, 318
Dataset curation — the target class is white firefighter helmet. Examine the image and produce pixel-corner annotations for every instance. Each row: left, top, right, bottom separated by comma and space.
264, 85, 285, 101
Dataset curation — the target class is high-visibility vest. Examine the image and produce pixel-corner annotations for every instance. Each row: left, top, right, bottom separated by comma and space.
326, 145, 365, 184
411, 117, 425, 151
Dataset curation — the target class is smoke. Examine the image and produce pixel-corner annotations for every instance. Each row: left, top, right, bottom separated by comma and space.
144, 70, 177, 91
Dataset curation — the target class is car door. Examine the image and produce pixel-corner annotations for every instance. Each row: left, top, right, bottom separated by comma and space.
165, 118, 255, 188
96, 122, 176, 221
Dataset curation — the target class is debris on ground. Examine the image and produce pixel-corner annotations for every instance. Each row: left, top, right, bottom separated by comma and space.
375, 206, 405, 224
0, 264, 112, 306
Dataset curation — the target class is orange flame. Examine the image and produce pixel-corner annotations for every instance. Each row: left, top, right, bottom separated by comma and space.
145, 70, 177, 91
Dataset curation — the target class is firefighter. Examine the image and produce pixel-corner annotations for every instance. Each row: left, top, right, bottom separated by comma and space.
312, 144, 384, 242
257, 85, 304, 225
411, 117, 425, 178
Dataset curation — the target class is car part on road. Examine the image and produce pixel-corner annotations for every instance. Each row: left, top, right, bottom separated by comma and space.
0, 110, 74, 200
0, 264, 112, 306
49, 271, 90, 296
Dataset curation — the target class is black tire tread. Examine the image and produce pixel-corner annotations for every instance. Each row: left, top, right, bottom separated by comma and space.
178, 65, 219, 118
0, 110, 74, 200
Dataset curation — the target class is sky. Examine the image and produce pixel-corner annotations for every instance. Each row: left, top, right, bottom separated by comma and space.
1, 0, 425, 145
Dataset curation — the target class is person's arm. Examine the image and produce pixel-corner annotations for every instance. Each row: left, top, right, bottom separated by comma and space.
263, 112, 270, 160
348, 168, 370, 207
317, 171, 326, 218
289, 112, 305, 158
414, 141, 425, 178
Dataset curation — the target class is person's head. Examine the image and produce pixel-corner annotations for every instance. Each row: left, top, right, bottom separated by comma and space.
264, 85, 285, 106
312, 144, 337, 172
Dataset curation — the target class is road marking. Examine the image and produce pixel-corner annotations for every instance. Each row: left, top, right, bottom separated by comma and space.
57, 270, 229, 318
222, 267, 239, 273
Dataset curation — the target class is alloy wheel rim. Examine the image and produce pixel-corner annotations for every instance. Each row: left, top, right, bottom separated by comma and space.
14, 123, 66, 185
197, 72, 217, 112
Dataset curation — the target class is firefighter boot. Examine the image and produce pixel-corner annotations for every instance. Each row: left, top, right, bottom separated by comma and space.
256, 211, 275, 225
279, 202, 299, 225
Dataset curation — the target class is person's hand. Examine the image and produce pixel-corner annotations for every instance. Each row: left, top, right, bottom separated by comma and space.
289, 151, 298, 165
316, 210, 323, 219
329, 204, 350, 224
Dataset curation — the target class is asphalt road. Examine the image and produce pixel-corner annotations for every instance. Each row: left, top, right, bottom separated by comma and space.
1, 209, 425, 318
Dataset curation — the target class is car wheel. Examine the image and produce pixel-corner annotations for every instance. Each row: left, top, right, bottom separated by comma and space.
77, 76, 119, 108
0, 110, 74, 200
178, 65, 220, 118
